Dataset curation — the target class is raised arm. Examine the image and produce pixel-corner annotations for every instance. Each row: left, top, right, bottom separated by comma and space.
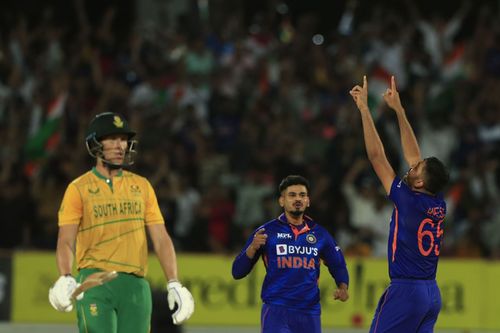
383, 76, 421, 167
350, 76, 395, 194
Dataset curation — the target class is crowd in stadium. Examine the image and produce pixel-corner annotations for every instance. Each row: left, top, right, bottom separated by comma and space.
1, 0, 499, 259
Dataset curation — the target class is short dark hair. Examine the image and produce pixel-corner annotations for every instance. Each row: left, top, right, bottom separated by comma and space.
423, 157, 449, 194
278, 175, 310, 194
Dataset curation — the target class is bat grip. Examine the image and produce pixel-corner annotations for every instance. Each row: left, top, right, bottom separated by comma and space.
71, 285, 84, 300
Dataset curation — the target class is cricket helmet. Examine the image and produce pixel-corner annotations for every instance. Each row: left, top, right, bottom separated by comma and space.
85, 112, 137, 167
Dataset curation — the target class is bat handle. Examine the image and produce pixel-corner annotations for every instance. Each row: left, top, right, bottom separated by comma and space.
71, 286, 84, 300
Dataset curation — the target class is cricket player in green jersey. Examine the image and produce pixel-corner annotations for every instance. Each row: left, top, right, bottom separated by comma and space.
48, 112, 194, 332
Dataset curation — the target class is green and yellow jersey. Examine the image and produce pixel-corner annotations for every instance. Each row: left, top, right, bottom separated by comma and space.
58, 167, 164, 277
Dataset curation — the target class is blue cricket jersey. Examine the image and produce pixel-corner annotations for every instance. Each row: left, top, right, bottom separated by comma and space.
387, 177, 447, 280
232, 213, 349, 315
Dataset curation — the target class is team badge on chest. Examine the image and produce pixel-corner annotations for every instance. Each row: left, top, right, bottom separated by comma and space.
306, 233, 317, 244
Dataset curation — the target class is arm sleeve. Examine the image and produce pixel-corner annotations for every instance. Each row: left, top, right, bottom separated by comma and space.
321, 232, 349, 287
144, 179, 165, 225
231, 231, 262, 280
388, 177, 413, 211
58, 183, 82, 226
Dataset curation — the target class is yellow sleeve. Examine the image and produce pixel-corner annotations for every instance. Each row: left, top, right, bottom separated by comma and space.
58, 183, 82, 226
144, 180, 164, 225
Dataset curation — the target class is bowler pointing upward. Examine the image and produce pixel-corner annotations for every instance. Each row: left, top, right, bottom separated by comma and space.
350, 76, 449, 332
232, 175, 349, 333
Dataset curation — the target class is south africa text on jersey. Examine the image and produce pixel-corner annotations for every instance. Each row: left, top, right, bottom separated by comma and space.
93, 201, 143, 218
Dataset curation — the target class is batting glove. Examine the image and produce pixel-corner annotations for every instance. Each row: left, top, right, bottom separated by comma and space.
167, 280, 194, 325
48, 275, 83, 312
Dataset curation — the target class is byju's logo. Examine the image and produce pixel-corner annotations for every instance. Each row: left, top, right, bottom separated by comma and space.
276, 244, 319, 256
276, 244, 288, 255
277, 233, 292, 239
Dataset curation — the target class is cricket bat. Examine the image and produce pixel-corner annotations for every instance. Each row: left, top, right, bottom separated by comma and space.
71, 271, 118, 300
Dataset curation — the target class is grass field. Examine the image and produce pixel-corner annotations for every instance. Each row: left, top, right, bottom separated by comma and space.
0, 324, 492, 333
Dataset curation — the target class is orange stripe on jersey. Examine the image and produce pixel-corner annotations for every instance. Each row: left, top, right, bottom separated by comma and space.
373, 289, 390, 333
290, 224, 310, 240
391, 207, 399, 262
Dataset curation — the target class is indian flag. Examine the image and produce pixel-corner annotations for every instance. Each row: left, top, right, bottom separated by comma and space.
424, 44, 466, 120
368, 66, 392, 118
442, 42, 466, 82
24, 93, 67, 177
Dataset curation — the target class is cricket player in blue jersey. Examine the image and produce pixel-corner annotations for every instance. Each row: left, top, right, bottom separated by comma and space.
350, 76, 449, 333
232, 175, 349, 333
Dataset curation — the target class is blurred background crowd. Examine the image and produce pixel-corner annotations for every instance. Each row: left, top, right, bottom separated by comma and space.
1, 0, 499, 259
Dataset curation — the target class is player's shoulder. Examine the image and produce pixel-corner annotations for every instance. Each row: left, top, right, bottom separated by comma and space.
309, 223, 333, 241
389, 176, 416, 200
122, 169, 143, 179
69, 170, 94, 187
122, 170, 150, 184
419, 193, 447, 217
304, 215, 325, 231
391, 177, 411, 192
304, 217, 337, 241
310, 222, 326, 233
263, 218, 279, 227
259, 217, 280, 231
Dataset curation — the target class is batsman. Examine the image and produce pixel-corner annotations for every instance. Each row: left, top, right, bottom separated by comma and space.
48, 112, 194, 332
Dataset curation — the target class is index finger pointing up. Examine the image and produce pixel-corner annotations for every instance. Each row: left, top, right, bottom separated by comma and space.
391, 76, 397, 91
363, 75, 367, 89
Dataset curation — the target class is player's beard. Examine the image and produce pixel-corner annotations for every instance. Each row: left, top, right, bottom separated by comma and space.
289, 207, 304, 217
403, 171, 411, 185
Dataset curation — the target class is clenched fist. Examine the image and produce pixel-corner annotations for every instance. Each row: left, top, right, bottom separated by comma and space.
167, 280, 195, 325
49, 275, 83, 312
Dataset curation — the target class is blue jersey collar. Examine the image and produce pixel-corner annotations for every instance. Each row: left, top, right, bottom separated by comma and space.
277, 213, 315, 227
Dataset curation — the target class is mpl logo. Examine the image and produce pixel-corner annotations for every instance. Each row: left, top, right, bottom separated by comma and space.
277, 233, 292, 239
276, 244, 288, 255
